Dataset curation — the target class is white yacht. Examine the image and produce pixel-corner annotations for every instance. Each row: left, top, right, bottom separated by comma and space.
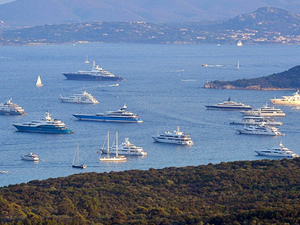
102, 138, 147, 156
0, 98, 26, 115
240, 103, 286, 117
21, 153, 39, 161
236, 123, 284, 136
205, 97, 252, 110
230, 115, 283, 126
255, 142, 299, 158
270, 90, 300, 105
153, 126, 194, 145
59, 90, 99, 104
99, 131, 127, 162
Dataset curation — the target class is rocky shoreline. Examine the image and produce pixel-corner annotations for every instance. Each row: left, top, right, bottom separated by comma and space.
204, 65, 300, 91
204, 83, 296, 91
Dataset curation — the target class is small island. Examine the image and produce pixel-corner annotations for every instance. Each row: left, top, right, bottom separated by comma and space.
205, 65, 300, 90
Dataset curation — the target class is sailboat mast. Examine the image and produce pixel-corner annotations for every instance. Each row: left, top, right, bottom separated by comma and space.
116, 131, 118, 157
107, 131, 110, 156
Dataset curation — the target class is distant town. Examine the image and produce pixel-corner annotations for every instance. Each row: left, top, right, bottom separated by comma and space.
0, 7, 299, 46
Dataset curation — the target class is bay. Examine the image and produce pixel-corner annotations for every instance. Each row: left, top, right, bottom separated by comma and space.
0, 43, 299, 187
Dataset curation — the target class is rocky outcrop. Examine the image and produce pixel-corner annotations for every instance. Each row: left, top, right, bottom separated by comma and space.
204, 65, 300, 90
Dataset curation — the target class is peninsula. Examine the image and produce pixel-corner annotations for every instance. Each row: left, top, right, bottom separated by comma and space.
205, 65, 300, 90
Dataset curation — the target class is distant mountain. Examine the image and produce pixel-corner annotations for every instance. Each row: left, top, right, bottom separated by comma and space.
0, 6, 299, 45
219, 7, 300, 35
0, 0, 299, 28
204, 65, 300, 90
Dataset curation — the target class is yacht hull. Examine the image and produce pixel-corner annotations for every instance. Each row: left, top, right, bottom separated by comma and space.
12, 124, 73, 134
63, 73, 123, 81
255, 151, 297, 158
205, 106, 252, 110
73, 114, 143, 123
152, 137, 193, 145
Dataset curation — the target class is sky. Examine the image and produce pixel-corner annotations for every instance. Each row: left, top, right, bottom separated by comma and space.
0, 0, 15, 4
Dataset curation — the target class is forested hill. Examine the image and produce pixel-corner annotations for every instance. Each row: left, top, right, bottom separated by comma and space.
205, 65, 300, 90
0, 158, 300, 224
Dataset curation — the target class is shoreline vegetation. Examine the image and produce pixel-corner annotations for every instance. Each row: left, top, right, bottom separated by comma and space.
0, 158, 299, 224
205, 65, 300, 90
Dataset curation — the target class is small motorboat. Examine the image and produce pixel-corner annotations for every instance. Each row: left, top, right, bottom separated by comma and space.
21, 153, 39, 161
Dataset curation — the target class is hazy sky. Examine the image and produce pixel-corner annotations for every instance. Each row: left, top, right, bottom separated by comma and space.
0, 0, 15, 4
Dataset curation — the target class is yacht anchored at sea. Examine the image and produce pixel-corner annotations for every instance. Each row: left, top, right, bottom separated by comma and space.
153, 126, 194, 145
12, 111, 73, 134
0, 98, 26, 115
63, 61, 123, 81
59, 90, 99, 104
73, 104, 143, 123
205, 97, 252, 110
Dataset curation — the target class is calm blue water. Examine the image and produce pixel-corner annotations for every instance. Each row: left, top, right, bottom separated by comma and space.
0, 43, 300, 187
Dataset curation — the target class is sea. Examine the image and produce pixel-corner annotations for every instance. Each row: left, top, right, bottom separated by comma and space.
0, 43, 299, 187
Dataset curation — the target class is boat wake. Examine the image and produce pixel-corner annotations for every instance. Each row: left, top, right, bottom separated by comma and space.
181, 79, 197, 82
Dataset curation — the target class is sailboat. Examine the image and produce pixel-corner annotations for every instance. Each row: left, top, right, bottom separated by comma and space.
237, 60, 240, 70
85, 55, 90, 64
99, 131, 127, 162
72, 144, 87, 169
36, 75, 43, 87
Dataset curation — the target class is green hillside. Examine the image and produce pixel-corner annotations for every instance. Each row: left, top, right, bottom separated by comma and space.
0, 158, 300, 224
205, 65, 300, 90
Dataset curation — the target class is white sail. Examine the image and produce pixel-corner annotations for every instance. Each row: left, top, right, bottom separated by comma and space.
36, 75, 43, 87
85, 55, 89, 64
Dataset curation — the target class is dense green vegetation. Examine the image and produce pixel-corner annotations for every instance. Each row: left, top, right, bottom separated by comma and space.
205, 65, 300, 90
0, 158, 300, 224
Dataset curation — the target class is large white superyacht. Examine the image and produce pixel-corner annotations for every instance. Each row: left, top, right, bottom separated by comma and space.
236, 123, 284, 136
255, 142, 299, 158
153, 126, 194, 145
270, 90, 300, 105
240, 103, 286, 117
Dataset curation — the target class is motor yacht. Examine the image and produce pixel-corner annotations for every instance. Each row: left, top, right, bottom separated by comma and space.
205, 97, 252, 110
270, 90, 300, 105
230, 115, 283, 126
240, 103, 285, 117
0, 98, 26, 115
73, 103, 143, 123
59, 90, 99, 104
255, 142, 299, 158
102, 138, 147, 156
63, 61, 123, 81
12, 111, 73, 134
236, 123, 284, 136
21, 153, 39, 161
152, 126, 194, 145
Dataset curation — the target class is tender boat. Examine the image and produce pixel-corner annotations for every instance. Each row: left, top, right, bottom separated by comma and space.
59, 90, 99, 104
102, 138, 147, 156
73, 103, 143, 123
0, 171, 9, 174
230, 115, 283, 126
240, 103, 286, 117
255, 142, 299, 158
72, 144, 87, 169
63, 61, 123, 81
270, 90, 300, 105
12, 111, 73, 134
0, 98, 26, 115
205, 97, 252, 110
236, 123, 284, 136
153, 126, 194, 145
99, 131, 127, 162
21, 153, 39, 161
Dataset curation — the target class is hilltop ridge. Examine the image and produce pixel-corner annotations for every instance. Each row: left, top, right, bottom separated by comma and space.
0, 0, 299, 28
